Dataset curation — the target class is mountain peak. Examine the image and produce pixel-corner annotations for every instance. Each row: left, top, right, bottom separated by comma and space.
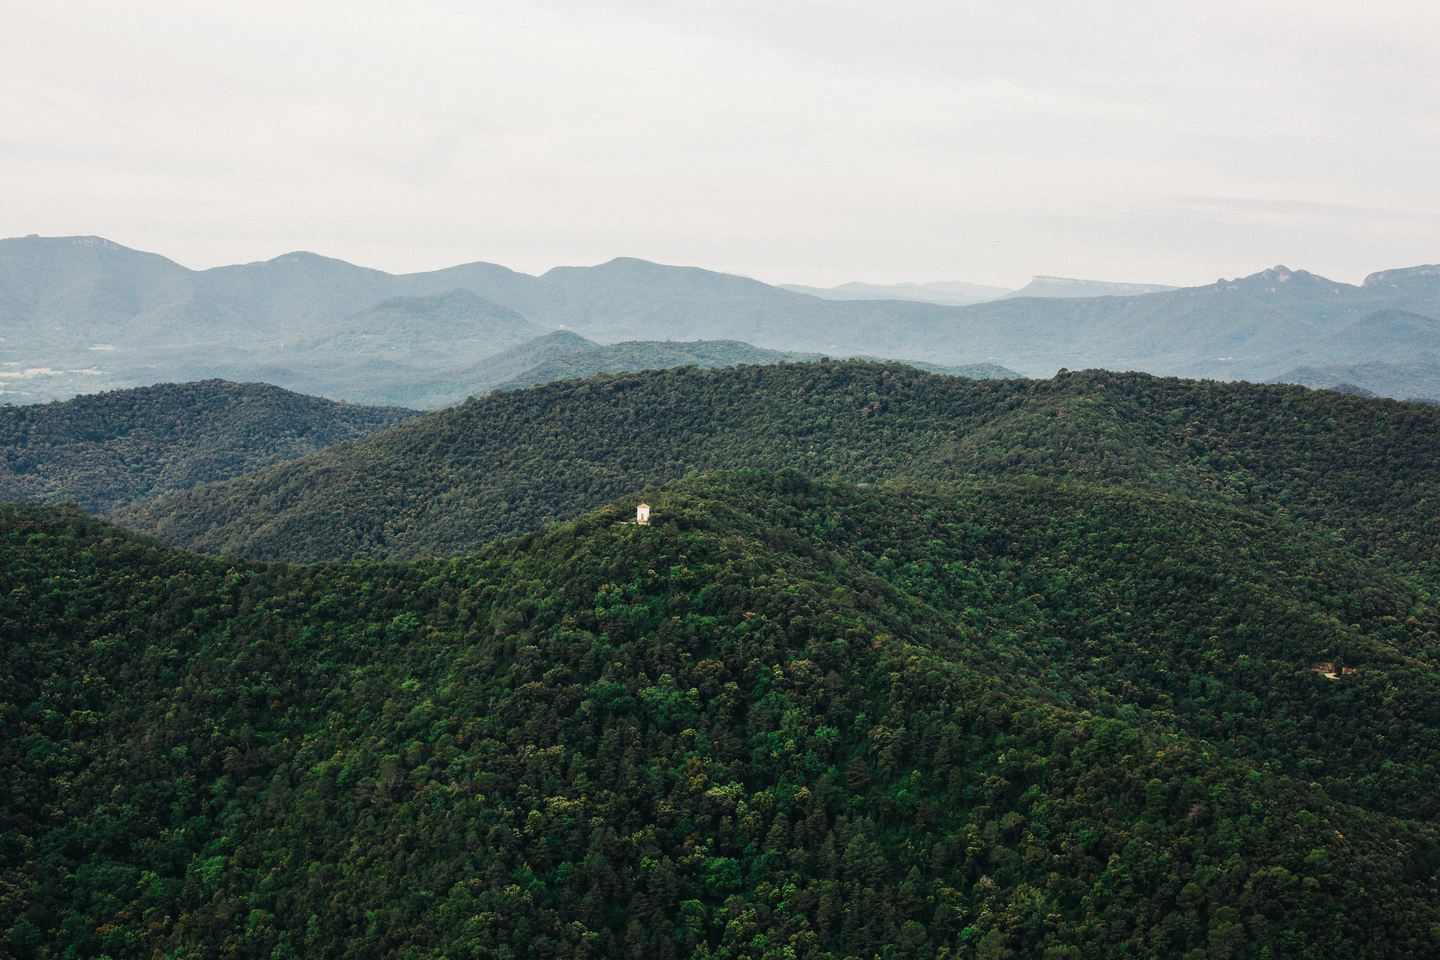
1222, 265, 1354, 290
260, 250, 367, 269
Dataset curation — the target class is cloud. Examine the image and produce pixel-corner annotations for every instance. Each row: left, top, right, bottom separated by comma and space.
1, 1, 1436, 287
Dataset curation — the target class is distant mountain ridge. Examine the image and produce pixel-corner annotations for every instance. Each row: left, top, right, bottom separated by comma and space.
1269, 361, 1440, 401
1363, 262, 1440, 290
1289, 309, 1440, 365
270, 288, 544, 361
497, 339, 826, 390
1003, 275, 1178, 298
349, 329, 603, 408
778, 279, 1012, 305
496, 340, 1024, 391
5, 235, 1440, 403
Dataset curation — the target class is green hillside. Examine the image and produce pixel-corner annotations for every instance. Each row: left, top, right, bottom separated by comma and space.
498, 340, 830, 389
114, 362, 1440, 570
5, 471, 1440, 958
0, 380, 422, 513
498, 341, 1022, 395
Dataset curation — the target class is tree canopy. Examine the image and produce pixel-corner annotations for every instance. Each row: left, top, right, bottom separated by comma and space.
112, 362, 1440, 576
4, 469, 1439, 958
0, 380, 421, 513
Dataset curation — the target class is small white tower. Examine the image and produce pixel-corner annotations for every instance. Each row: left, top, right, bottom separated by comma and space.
636, 503, 651, 525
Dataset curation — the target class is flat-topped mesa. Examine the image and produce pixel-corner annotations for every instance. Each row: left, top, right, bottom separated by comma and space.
1363, 263, 1440, 288
1005, 275, 1178, 298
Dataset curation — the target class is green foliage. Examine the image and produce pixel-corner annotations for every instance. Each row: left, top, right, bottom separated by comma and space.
498, 339, 839, 390
496, 339, 1022, 392
114, 362, 1440, 577
3, 470, 1440, 958
0, 380, 422, 513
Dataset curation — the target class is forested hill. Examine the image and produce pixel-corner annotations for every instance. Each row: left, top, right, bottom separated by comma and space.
0, 380, 422, 513
5, 472, 1440, 958
497, 340, 831, 390
494, 340, 1022, 391
114, 361, 1440, 569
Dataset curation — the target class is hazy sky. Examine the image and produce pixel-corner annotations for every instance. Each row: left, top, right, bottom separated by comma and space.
3, 1, 1436, 288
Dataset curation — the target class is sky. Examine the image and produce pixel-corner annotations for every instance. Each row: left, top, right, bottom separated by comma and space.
2, 0, 1437, 289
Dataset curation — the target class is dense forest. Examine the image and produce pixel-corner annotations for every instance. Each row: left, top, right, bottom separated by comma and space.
496, 342, 1020, 392
4, 470, 1439, 958
113, 362, 1440, 574
0, 380, 422, 513
496, 340, 830, 390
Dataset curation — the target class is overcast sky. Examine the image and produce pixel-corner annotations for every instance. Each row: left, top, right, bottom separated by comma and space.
2, 1, 1436, 288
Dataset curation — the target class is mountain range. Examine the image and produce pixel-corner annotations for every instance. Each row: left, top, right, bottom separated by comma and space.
1002, 275, 1178, 298
777, 275, 1178, 305
4, 235, 1439, 405
1269, 361, 1440, 401
777, 279, 1013, 305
